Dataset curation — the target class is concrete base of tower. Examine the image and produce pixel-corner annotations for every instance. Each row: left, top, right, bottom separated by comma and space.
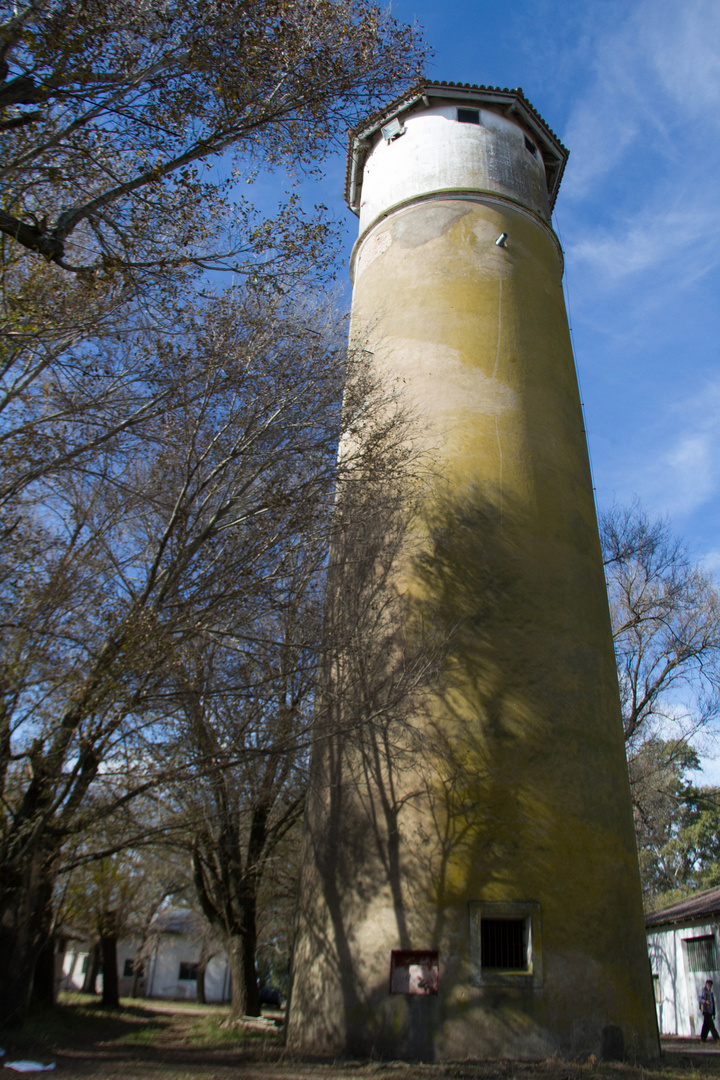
287, 880, 660, 1062
286, 977, 660, 1062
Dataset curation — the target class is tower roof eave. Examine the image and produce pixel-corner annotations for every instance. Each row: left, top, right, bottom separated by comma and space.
345, 81, 569, 216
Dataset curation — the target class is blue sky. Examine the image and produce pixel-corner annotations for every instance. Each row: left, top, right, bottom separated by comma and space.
395, 0, 720, 567
289, 0, 720, 566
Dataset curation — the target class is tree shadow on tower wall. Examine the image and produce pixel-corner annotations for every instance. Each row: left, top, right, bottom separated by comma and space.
291, 469, 604, 1059
291, 472, 525, 1049
406, 484, 632, 1058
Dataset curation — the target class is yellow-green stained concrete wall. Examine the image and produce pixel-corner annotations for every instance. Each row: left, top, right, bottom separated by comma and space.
287, 147, 659, 1060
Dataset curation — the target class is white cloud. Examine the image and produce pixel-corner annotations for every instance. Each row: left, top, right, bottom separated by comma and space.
627, 381, 720, 520
562, 0, 720, 198
700, 549, 720, 576
555, 0, 720, 314
566, 197, 720, 285
645, 0, 720, 109
664, 434, 717, 514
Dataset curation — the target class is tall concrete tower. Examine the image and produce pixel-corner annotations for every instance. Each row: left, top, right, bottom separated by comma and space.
287, 83, 659, 1061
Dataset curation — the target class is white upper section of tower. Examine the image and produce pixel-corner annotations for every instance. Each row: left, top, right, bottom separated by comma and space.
345, 83, 568, 237
357, 104, 550, 234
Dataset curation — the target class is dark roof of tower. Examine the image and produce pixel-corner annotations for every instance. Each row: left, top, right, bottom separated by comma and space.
346, 80, 569, 216
645, 886, 720, 928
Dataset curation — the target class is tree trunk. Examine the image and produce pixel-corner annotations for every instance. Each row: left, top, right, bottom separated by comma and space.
0, 860, 54, 1027
196, 957, 207, 1004
227, 918, 260, 1019
31, 936, 56, 1009
130, 955, 145, 999
82, 941, 101, 993
99, 912, 119, 1008
196, 937, 214, 1004
0, 918, 41, 1027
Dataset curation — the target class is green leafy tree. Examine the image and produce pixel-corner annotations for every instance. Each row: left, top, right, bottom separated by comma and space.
630, 737, 699, 901
645, 785, 720, 907
671, 787, 720, 890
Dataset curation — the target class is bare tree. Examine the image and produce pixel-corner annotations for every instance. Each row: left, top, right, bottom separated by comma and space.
600, 501, 720, 900
0, 0, 425, 273
601, 500, 720, 754
0, 0, 425, 552
158, 352, 422, 1020
0, 290, 349, 1026
0, 2, 429, 1027
173, 568, 320, 1020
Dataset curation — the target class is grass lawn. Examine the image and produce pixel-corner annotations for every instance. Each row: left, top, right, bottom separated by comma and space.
2, 999, 720, 1080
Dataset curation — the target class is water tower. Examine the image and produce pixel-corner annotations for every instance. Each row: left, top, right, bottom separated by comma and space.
286, 82, 659, 1061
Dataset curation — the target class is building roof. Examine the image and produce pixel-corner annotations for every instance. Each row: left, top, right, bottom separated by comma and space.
151, 908, 202, 935
345, 80, 569, 216
646, 886, 720, 928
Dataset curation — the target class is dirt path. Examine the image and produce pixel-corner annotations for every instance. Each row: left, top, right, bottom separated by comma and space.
4, 1002, 720, 1080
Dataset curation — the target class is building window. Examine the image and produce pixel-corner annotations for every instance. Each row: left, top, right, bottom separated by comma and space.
481, 918, 528, 970
524, 134, 537, 156
457, 108, 481, 125
81, 955, 89, 974
469, 901, 541, 985
685, 935, 719, 972
653, 974, 662, 1003
178, 961, 199, 981
123, 958, 145, 978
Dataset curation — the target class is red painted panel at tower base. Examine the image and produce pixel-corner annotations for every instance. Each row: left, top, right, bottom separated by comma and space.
389, 951, 439, 995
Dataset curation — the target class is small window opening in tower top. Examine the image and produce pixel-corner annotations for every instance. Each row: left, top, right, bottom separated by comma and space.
457, 108, 481, 125
481, 918, 528, 970
524, 134, 537, 156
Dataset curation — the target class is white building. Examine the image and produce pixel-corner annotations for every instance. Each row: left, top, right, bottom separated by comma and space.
646, 886, 720, 1036
60, 909, 231, 1002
